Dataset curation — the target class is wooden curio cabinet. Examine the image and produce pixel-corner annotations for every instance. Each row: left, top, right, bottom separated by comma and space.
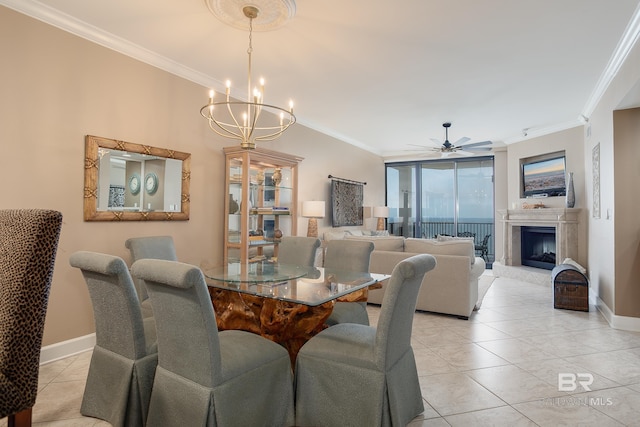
223, 146, 303, 264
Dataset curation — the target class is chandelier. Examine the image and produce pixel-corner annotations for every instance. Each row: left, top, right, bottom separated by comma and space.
200, 5, 296, 150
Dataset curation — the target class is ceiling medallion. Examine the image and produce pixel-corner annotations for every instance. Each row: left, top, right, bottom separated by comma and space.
205, 0, 296, 31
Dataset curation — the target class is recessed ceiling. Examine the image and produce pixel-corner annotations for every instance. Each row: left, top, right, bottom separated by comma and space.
5, 0, 640, 159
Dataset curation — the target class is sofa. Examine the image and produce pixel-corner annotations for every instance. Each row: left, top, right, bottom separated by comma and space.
324, 231, 486, 319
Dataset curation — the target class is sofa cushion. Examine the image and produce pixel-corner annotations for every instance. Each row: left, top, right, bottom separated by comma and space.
404, 238, 475, 264
437, 234, 474, 243
344, 235, 405, 252
323, 231, 348, 241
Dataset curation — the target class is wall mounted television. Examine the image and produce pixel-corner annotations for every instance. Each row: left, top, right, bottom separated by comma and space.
520, 151, 566, 198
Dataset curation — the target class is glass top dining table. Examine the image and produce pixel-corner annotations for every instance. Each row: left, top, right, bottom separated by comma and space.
203, 260, 387, 306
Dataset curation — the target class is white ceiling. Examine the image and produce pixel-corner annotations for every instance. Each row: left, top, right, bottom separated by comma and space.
6, 0, 640, 159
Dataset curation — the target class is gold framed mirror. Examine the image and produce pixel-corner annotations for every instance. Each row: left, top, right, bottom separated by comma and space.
84, 135, 191, 221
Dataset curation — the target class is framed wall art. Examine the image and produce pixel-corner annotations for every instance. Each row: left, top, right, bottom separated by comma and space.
330, 178, 364, 227
592, 142, 601, 219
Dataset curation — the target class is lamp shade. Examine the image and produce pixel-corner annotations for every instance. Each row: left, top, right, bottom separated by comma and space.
302, 201, 325, 218
373, 206, 389, 218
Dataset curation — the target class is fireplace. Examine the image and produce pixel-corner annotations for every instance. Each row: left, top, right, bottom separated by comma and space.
498, 208, 580, 270
521, 226, 556, 270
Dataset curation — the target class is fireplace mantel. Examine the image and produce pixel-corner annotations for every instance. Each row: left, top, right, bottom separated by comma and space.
498, 208, 581, 267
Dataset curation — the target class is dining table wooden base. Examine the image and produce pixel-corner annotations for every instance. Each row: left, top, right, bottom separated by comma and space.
203, 262, 384, 365
208, 287, 335, 364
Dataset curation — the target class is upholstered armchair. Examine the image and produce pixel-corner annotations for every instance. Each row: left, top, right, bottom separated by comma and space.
0, 209, 63, 427
324, 239, 374, 326
69, 251, 158, 427
295, 254, 437, 426
131, 259, 295, 427
125, 235, 178, 318
277, 236, 321, 267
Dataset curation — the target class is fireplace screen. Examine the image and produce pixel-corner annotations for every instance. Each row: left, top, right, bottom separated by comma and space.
521, 226, 556, 270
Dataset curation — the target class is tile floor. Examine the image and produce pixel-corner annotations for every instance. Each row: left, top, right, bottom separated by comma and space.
3, 272, 640, 426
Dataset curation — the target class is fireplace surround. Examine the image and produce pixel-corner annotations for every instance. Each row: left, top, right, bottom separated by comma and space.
498, 208, 580, 268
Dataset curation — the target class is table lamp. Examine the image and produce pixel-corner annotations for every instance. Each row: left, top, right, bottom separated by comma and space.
302, 201, 325, 238
373, 206, 389, 231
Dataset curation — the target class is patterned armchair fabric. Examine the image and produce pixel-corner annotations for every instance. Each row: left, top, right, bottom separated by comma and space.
0, 209, 63, 426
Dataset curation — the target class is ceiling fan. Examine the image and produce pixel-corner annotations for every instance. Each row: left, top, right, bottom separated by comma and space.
408, 122, 493, 157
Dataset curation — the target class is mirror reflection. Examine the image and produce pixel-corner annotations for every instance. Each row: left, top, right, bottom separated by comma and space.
84, 135, 191, 221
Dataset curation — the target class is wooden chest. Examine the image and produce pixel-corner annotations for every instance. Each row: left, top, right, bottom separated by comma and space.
552, 264, 589, 311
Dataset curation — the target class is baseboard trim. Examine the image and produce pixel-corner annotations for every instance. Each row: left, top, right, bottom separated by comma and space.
40, 333, 96, 365
595, 296, 640, 332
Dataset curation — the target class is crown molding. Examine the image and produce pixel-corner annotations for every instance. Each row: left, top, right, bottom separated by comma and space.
0, 0, 226, 93
581, 1, 640, 119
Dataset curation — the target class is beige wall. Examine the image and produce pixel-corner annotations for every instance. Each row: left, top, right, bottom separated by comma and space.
588, 30, 640, 320
0, 7, 385, 347
613, 108, 640, 318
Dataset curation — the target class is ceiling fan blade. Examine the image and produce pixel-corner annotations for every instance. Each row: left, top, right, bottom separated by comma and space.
463, 147, 493, 152
419, 151, 441, 158
459, 140, 492, 149
404, 144, 440, 152
454, 150, 474, 156
453, 137, 470, 146
407, 143, 440, 149
429, 138, 443, 146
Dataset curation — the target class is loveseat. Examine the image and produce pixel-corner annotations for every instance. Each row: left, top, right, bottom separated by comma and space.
324, 231, 486, 319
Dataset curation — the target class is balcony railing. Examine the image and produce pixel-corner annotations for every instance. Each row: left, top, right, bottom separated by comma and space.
388, 220, 494, 264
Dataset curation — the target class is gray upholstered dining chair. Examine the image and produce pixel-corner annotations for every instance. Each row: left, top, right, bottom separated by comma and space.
69, 251, 158, 427
125, 235, 177, 318
131, 259, 295, 427
0, 209, 62, 427
277, 235, 321, 267
295, 254, 437, 427
324, 239, 374, 326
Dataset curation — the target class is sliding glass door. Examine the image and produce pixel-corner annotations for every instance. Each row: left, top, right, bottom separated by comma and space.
385, 164, 416, 237
421, 162, 456, 238
386, 157, 494, 264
